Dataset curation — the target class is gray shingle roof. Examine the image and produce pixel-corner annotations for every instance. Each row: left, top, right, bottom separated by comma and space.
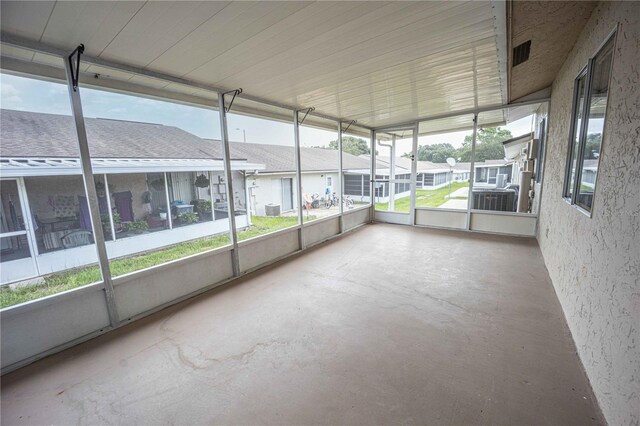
0, 109, 373, 173
481, 159, 512, 165
1, 109, 229, 160
229, 142, 372, 173
376, 155, 511, 170
376, 156, 451, 172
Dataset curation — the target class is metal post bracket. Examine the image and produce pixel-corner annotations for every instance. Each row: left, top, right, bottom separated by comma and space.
223, 88, 242, 113
68, 44, 85, 92
342, 120, 357, 133
297, 107, 315, 125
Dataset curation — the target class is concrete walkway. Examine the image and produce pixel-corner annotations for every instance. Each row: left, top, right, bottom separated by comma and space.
448, 187, 470, 198
439, 199, 469, 209
0, 224, 603, 425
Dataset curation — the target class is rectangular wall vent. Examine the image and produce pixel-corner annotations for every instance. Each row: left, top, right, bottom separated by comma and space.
512, 40, 531, 67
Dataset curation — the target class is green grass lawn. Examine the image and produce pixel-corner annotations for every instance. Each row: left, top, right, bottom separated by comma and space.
375, 182, 469, 212
0, 215, 309, 309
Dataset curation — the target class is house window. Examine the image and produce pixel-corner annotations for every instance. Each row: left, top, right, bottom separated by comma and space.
563, 33, 615, 213
326, 175, 333, 188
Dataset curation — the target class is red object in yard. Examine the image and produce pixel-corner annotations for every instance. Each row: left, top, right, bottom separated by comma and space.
146, 216, 166, 229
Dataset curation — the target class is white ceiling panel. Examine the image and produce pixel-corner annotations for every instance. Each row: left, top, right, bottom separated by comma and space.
99, 1, 231, 67
39, 1, 145, 56
147, 1, 309, 76
0, 1, 508, 129
228, 3, 492, 96
0, 1, 55, 40
185, 1, 392, 84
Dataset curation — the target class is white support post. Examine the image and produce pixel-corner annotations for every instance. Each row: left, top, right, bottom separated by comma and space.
409, 124, 418, 225
370, 130, 376, 219
163, 172, 173, 229
64, 49, 119, 327
104, 174, 115, 240
209, 171, 216, 223
218, 93, 240, 276
293, 110, 304, 250
337, 121, 344, 233
389, 135, 396, 211
466, 114, 479, 230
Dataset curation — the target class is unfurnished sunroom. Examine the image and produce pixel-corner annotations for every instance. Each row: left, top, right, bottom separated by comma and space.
0, 1, 637, 425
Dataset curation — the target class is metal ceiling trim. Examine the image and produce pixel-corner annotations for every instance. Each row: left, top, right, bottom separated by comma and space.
373, 97, 550, 131
490, 0, 509, 106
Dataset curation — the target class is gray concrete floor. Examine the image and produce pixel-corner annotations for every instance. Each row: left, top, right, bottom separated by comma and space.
1, 224, 603, 425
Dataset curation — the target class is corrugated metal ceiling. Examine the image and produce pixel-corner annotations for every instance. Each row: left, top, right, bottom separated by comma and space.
0, 1, 508, 130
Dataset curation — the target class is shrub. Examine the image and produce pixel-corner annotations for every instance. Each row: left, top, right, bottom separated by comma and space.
127, 219, 149, 234
197, 201, 212, 213
178, 212, 199, 224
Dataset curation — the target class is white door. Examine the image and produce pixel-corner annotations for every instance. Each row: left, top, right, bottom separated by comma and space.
0, 178, 39, 284
281, 178, 293, 211
373, 126, 418, 225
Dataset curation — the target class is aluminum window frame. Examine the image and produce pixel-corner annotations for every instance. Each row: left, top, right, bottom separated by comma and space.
563, 30, 617, 215
563, 66, 589, 201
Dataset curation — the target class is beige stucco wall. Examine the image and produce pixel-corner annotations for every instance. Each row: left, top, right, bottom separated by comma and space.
538, 2, 639, 425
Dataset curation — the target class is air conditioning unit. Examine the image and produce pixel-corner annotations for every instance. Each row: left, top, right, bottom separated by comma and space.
265, 203, 281, 217
472, 189, 517, 212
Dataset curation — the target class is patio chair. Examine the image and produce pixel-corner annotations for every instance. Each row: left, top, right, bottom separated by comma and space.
61, 230, 92, 249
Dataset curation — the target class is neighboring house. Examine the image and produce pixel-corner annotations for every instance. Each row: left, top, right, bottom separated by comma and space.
469, 133, 534, 213
501, 132, 535, 186
227, 142, 374, 215
231, 144, 461, 216
375, 156, 453, 191
474, 159, 516, 186
0, 109, 263, 284
452, 162, 472, 181
580, 159, 598, 188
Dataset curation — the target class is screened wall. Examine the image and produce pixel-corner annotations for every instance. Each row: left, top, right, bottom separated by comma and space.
0, 51, 373, 373
1, 40, 545, 374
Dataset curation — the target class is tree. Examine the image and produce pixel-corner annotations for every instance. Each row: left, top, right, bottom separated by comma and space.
413, 143, 457, 163
328, 136, 371, 156
458, 127, 512, 162
584, 133, 602, 159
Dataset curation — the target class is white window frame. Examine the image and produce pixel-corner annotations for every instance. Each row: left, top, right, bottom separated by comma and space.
326, 175, 333, 188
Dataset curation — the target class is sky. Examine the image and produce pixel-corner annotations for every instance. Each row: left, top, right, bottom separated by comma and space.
2, 73, 550, 156
0, 73, 338, 148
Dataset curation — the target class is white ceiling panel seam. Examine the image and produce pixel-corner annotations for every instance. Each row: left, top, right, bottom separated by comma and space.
207, 2, 472, 86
